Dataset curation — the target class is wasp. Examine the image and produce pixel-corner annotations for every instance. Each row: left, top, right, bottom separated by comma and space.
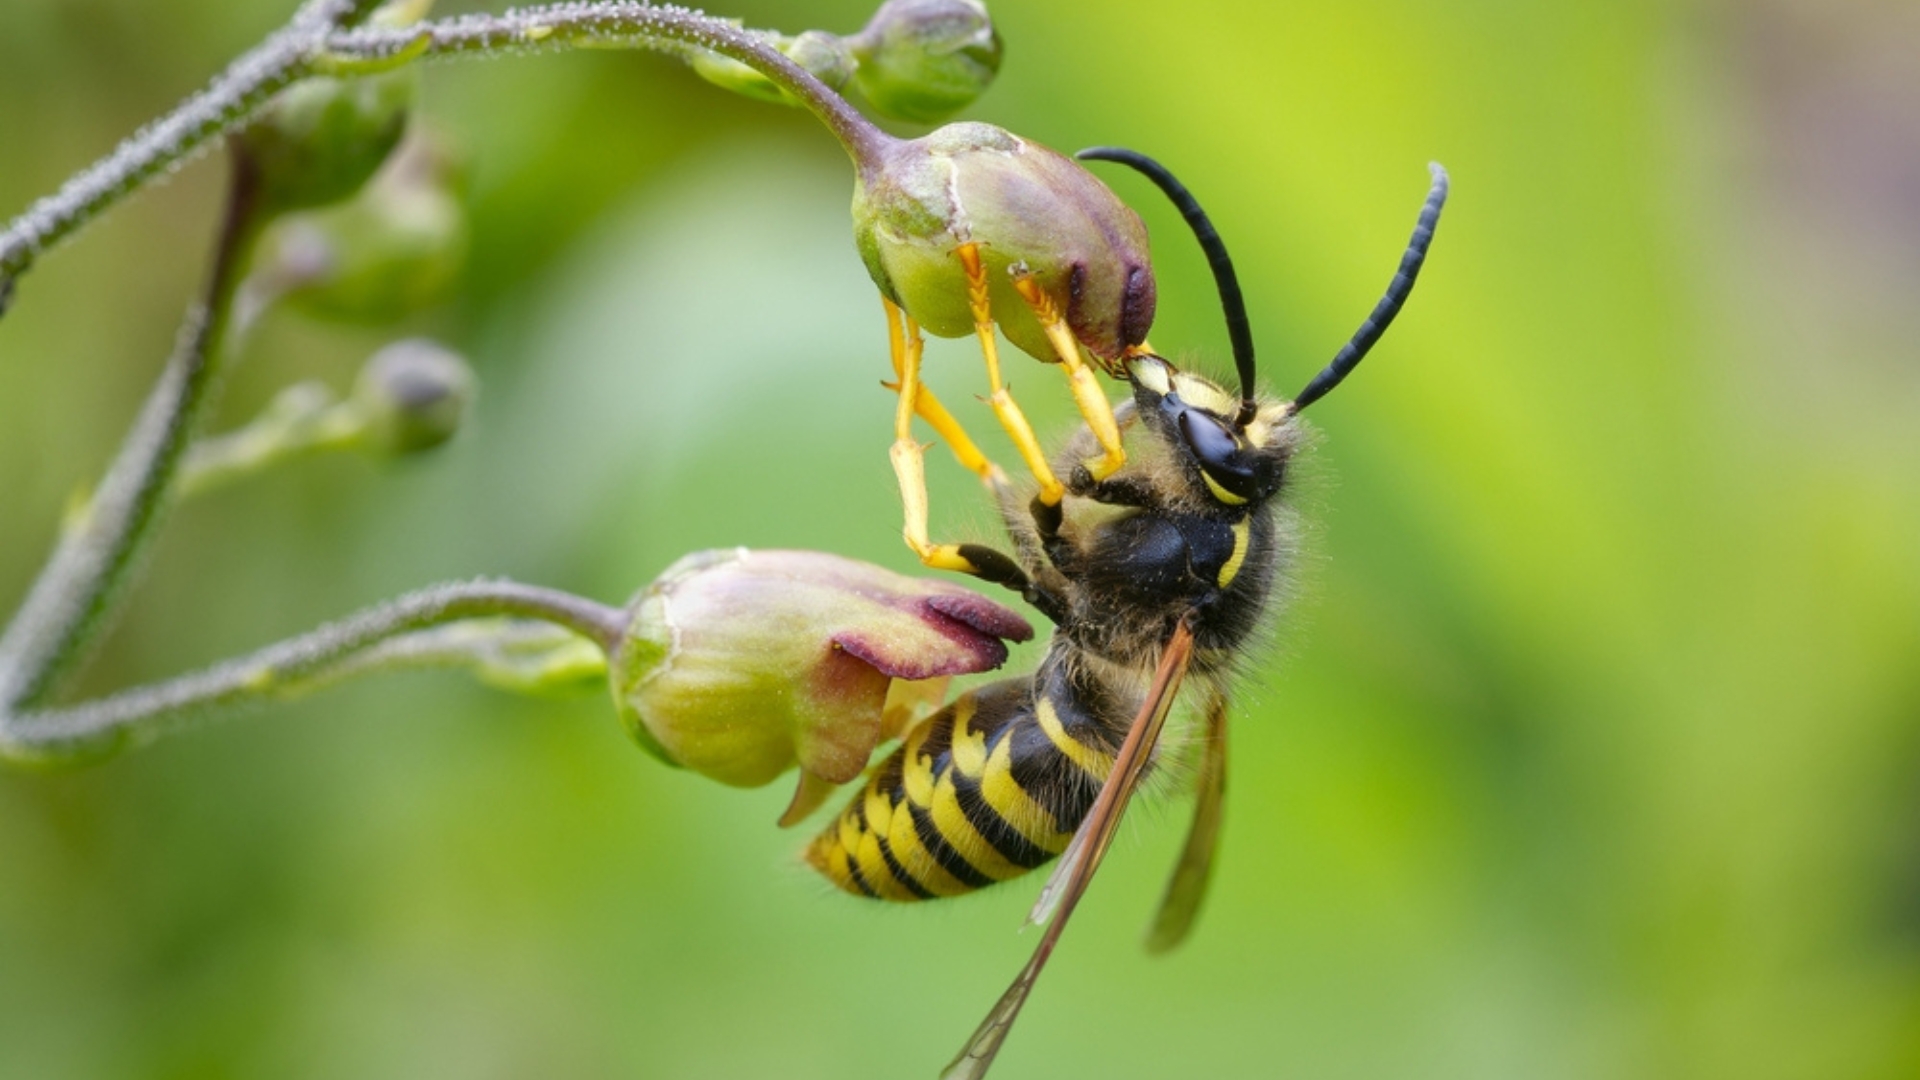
811, 149, 1449, 1078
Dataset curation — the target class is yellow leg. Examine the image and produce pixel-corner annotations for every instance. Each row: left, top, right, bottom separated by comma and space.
884, 297, 1000, 573
955, 244, 1066, 507
883, 299, 1004, 486
1009, 269, 1127, 484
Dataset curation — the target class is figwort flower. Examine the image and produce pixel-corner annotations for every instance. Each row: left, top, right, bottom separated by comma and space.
609, 549, 1031, 823
852, 122, 1156, 366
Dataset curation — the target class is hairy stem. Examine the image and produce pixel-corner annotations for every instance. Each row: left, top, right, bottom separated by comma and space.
0, 2, 889, 296
374, 4, 886, 162
0, 580, 624, 764
0, 154, 265, 710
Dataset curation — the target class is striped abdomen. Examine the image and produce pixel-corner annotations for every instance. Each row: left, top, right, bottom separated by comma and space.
807, 660, 1126, 900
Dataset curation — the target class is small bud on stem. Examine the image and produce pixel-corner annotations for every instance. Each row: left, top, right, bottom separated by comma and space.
849, 0, 1003, 123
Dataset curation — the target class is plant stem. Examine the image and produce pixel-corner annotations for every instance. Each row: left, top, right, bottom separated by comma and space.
0, 153, 265, 710
0, 2, 892, 297
0, 32, 311, 293
0, 580, 625, 764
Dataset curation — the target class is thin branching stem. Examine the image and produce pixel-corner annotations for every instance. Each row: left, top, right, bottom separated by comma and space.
0, 2, 888, 296
0, 153, 266, 710
0, 580, 625, 764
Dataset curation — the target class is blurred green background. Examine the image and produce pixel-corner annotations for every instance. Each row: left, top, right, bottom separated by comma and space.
4, 0, 1918, 1077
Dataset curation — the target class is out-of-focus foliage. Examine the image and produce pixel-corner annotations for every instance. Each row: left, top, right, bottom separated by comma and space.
2, 0, 1917, 1078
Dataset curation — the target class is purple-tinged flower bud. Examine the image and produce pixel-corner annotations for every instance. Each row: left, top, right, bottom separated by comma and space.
852, 122, 1156, 365
351, 338, 475, 455
609, 549, 1031, 819
849, 0, 1002, 123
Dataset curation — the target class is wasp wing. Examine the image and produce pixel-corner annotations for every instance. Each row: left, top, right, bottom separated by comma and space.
941, 620, 1197, 1080
1144, 688, 1228, 953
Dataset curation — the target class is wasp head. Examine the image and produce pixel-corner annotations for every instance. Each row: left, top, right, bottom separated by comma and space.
1125, 354, 1294, 509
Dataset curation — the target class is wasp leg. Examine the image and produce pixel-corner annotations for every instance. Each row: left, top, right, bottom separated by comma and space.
884, 296, 1013, 576
1008, 266, 1127, 485
955, 243, 1066, 508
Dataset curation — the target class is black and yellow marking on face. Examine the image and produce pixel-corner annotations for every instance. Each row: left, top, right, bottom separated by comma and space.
1218, 517, 1252, 587
1200, 469, 1251, 506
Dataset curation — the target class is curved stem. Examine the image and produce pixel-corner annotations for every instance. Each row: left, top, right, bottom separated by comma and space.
0, 2, 892, 296
0, 580, 625, 764
0, 153, 265, 709
367, 4, 890, 164
0, 32, 311, 290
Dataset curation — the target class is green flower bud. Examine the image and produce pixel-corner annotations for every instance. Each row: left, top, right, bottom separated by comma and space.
609, 549, 1032, 815
259, 134, 468, 324
691, 29, 854, 106
849, 0, 1002, 123
235, 69, 414, 215
350, 338, 476, 455
852, 121, 1157, 364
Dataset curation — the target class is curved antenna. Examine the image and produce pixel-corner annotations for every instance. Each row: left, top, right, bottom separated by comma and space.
1078, 146, 1258, 428
1292, 162, 1450, 413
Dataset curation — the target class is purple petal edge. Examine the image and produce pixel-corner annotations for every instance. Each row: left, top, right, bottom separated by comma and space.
833, 627, 1011, 682
924, 592, 1034, 644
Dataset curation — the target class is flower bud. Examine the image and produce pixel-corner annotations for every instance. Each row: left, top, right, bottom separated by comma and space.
350, 338, 476, 455
849, 0, 1002, 123
852, 122, 1156, 365
258, 134, 468, 324
609, 549, 1032, 811
235, 70, 414, 215
691, 29, 855, 106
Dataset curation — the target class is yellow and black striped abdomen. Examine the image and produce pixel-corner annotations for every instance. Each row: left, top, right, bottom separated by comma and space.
807, 666, 1123, 900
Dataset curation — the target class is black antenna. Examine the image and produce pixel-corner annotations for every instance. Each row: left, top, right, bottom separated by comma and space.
1077, 146, 1259, 428
1292, 163, 1450, 413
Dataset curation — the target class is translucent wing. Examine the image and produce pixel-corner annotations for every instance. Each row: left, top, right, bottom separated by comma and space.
941, 620, 1198, 1080
1144, 689, 1228, 954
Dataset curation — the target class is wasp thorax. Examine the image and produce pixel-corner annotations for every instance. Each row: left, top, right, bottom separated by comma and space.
608, 550, 1031, 804
848, 0, 1002, 123
852, 122, 1156, 363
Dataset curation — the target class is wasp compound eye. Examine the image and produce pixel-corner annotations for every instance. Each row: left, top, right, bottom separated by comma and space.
1175, 407, 1258, 504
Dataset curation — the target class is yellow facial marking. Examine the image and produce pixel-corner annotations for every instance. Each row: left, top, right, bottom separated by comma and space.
1218, 517, 1252, 588
1172, 373, 1238, 416
1035, 696, 1115, 781
1129, 355, 1172, 395
1201, 470, 1250, 506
